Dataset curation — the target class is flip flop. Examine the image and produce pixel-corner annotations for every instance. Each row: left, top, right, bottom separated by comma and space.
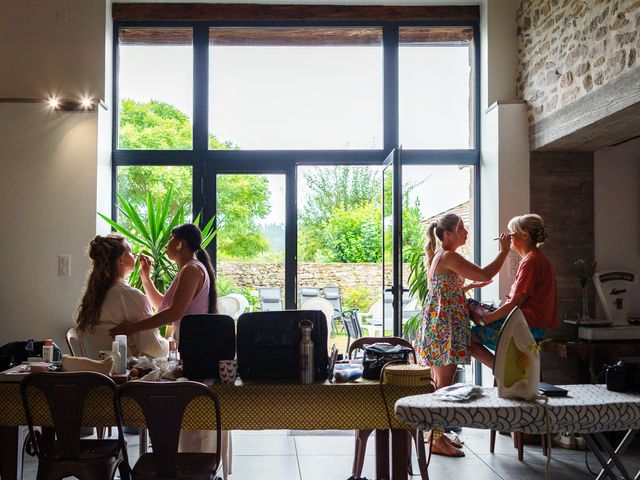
430, 438, 465, 457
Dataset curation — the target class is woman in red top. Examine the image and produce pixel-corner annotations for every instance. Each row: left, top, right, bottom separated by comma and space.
471, 214, 558, 368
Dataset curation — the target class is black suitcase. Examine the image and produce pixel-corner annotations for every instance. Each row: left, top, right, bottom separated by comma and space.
237, 310, 328, 381
179, 314, 236, 380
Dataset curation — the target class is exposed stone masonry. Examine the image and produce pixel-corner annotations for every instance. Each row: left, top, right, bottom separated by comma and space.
517, 0, 640, 124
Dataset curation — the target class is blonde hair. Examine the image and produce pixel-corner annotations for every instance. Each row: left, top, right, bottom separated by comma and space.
76, 234, 127, 333
508, 214, 548, 247
424, 213, 461, 269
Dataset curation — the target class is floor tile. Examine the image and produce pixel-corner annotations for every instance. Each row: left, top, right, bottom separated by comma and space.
231, 455, 301, 480
232, 434, 297, 456
295, 434, 373, 456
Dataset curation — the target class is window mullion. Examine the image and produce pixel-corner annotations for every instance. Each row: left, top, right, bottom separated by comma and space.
193, 24, 209, 152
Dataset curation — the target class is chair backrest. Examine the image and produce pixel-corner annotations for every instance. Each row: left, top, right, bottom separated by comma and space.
258, 287, 283, 311
226, 293, 250, 315
347, 336, 417, 363
301, 298, 334, 335
65, 327, 86, 357
115, 381, 222, 478
322, 286, 342, 319
21, 372, 119, 460
298, 287, 320, 307
341, 309, 363, 340
217, 295, 243, 320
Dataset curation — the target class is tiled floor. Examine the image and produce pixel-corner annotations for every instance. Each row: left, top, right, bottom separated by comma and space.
20, 428, 640, 479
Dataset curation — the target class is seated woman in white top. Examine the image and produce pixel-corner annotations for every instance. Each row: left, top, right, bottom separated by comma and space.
76, 234, 168, 359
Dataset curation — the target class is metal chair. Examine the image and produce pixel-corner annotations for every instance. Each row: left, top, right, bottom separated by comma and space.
322, 286, 345, 333
20, 371, 127, 480
340, 308, 363, 353
298, 287, 320, 307
115, 380, 222, 479
347, 337, 427, 480
65, 326, 86, 357
258, 287, 283, 311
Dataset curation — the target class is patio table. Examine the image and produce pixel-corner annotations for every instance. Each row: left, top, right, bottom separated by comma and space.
0, 376, 431, 480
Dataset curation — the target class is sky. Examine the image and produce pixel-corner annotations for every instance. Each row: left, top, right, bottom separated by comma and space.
118, 40, 473, 225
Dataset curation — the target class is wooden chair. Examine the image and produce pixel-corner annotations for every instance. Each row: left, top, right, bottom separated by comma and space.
20, 371, 127, 480
348, 336, 428, 480
115, 380, 222, 479
65, 326, 86, 357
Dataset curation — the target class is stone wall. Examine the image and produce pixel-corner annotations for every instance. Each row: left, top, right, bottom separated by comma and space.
219, 262, 411, 302
517, 0, 640, 124
530, 151, 594, 383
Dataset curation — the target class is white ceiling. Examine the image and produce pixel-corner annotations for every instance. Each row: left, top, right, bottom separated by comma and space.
113, 0, 481, 5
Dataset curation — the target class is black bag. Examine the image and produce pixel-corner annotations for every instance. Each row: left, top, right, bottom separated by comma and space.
362, 343, 413, 380
237, 310, 328, 381
0, 340, 62, 370
178, 314, 236, 380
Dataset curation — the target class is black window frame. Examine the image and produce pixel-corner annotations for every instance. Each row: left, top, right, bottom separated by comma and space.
111, 18, 481, 312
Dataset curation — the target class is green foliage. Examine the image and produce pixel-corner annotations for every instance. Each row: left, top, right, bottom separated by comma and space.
216, 273, 240, 297
299, 166, 424, 263
117, 99, 271, 260
402, 239, 429, 341
217, 174, 271, 259
343, 287, 376, 312
98, 187, 216, 293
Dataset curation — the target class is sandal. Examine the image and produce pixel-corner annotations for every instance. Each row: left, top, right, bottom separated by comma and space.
444, 434, 464, 449
430, 437, 465, 457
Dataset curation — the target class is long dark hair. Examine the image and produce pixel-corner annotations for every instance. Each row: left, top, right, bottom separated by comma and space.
77, 234, 126, 333
172, 223, 218, 313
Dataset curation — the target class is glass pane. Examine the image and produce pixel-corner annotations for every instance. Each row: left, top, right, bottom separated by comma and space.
116, 165, 193, 232
297, 165, 384, 347
118, 28, 193, 150
216, 174, 285, 312
209, 27, 383, 150
399, 27, 474, 149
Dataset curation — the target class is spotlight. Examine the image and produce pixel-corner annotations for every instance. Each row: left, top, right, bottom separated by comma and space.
80, 96, 94, 109
47, 97, 59, 109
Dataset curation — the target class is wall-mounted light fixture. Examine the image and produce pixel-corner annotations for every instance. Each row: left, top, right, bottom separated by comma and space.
0, 96, 107, 111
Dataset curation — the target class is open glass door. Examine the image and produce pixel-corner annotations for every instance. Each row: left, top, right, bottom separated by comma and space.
382, 148, 403, 336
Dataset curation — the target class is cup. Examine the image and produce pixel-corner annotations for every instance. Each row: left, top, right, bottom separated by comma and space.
219, 359, 237, 384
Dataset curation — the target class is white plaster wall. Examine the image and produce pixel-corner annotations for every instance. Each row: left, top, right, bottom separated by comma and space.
594, 137, 640, 318
0, 105, 100, 347
0, 0, 108, 100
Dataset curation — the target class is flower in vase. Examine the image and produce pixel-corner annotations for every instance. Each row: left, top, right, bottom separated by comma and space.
575, 259, 597, 288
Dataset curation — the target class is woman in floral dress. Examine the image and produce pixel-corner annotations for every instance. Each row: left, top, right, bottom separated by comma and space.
417, 213, 511, 456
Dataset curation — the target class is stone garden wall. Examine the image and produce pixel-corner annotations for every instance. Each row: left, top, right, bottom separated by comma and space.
517, 0, 640, 124
218, 262, 411, 301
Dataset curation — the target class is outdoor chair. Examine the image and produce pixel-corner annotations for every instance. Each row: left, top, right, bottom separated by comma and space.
226, 293, 250, 315
347, 337, 427, 480
258, 287, 283, 311
340, 308, 363, 353
20, 371, 127, 480
298, 287, 320, 308
321, 286, 345, 333
300, 298, 334, 336
115, 380, 223, 480
217, 295, 243, 320
65, 326, 86, 357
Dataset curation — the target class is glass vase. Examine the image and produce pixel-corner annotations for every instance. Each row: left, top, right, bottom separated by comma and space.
581, 287, 591, 320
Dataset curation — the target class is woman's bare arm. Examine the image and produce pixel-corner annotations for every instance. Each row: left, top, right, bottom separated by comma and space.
484, 291, 529, 324
110, 265, 202, 336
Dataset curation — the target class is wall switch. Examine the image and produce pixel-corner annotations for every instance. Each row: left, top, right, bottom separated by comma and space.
58, 255, 71, 277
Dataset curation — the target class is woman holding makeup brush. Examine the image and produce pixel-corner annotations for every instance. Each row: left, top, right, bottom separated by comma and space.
470, 214, 558, 368
417, 213, 511, 457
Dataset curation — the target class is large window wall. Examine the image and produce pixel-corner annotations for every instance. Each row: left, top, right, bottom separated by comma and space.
112, 8, 480, 339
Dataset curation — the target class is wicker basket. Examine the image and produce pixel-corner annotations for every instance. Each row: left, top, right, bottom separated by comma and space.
382, 364, 432, 387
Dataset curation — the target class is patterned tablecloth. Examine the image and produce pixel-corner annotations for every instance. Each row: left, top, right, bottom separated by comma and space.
0, 379, 430, 431
395, 384, 640, 435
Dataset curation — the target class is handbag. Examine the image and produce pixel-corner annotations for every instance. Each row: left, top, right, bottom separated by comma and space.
362, 343, 413, 380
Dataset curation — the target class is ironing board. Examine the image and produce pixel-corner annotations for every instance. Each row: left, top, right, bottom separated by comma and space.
395, 384, 640, 480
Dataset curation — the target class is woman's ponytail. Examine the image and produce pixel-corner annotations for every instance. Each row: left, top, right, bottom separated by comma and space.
424, 222, 438, 270
195, 248, 218, 314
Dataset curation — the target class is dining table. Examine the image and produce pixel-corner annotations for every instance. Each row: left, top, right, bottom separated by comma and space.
0, 368, 431, 480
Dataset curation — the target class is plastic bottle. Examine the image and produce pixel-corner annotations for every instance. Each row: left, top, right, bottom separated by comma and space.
42, 339, 54, 363
168, 337, 178, 361
111, 341, 122, 374
115, 335, 127, 374
299, 320, 314, 384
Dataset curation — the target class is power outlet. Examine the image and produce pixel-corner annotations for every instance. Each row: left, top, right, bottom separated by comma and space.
58, 255, 71, 277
